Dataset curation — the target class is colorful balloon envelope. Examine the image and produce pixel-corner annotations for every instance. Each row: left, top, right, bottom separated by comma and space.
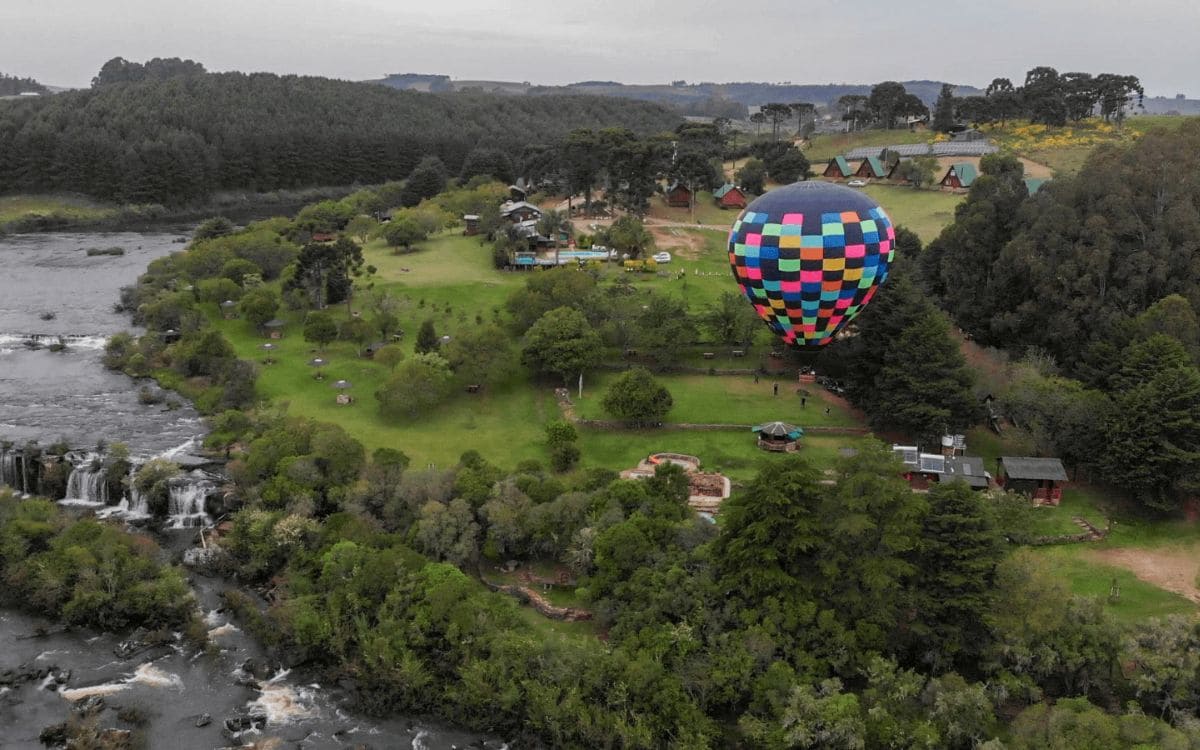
728, 181, 895, 347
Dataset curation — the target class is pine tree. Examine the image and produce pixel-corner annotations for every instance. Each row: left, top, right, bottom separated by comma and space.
909, 482, 1004, 672
414, 319, 439, 354
932, 84, 957, 133
871, 306, 979, 443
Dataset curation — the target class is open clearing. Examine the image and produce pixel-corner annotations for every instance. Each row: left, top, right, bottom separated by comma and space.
1086, 545, 1200, 604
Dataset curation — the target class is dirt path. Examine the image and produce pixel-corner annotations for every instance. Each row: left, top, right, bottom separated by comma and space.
1085, 546, 1200, 604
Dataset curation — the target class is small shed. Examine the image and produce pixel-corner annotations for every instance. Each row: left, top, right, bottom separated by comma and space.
823, 156, 855, 179
753, 421, 804, 452
998, 457, 1068, 505
219, 300, 238, 320
940, 163, 977, 190
665, 181, 692, 208
855, 156, 888, 179
463, 214, 480, 236
311, 231, 337, 243
263, 318, 286, 340
713, 183, 748, 209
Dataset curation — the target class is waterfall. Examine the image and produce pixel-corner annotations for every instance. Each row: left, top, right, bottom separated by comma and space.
0, 447, 30, 495
0, 448, 18, 491
167, 473, 213, 528
63, 457, 109, 505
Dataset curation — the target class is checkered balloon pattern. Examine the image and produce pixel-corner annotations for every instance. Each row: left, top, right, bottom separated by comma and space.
728, 182, 895, 347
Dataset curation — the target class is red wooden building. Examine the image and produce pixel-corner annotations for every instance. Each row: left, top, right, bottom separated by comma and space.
822, 156, 855, 179
713, 183, 748, 209
665, 181, 692, 208
855, 156, 889, 180
940, 163, 978, 190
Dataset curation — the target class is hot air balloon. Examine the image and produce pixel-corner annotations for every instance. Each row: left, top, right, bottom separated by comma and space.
727, 181, 895, 347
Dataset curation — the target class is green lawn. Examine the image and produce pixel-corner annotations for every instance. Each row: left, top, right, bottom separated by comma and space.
573, 371, 862, 428
578, 428, 872, 483
861, 184, 964, 243
646, 191, 744, 226
1029, 546, 1196, 625
0, 194, 118, 224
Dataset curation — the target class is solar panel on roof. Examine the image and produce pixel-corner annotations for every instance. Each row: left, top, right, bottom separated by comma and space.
919, 455, 945, 473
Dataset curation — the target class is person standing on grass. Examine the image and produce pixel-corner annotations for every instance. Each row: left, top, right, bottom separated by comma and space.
773, 382, 778, 397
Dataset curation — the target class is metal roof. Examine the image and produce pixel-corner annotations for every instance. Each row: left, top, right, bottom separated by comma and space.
827, 155, 854, 177
752, 421, 804, 439
1024, 178, 1048, 196
500, 201, 542, 216
860, 156, 888, 178
845, 142, 997, 159
713, 183, 741, 199
943, 456, 989, 488
1000, 457, 1068, 481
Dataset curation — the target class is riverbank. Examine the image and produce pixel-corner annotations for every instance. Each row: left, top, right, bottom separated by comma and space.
0, 185, 371, 235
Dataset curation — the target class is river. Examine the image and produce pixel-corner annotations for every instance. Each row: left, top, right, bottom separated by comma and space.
0, 230, 490, 748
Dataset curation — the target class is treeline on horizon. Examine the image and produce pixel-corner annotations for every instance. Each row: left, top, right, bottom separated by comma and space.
0, 57, 682, 206
0, 73, 47, 97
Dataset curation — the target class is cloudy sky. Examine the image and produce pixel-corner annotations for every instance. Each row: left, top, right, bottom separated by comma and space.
3, 0, 1197, 96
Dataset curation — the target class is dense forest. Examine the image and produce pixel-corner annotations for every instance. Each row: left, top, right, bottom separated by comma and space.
0, 73, 47, 97
0, 58, 681, 205
908, 128, 1200, 512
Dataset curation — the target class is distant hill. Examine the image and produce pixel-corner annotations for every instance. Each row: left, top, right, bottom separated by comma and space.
0, 69, 680, 205
368, 74, 986, 114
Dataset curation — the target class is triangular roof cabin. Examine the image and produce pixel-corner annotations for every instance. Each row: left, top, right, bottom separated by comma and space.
1024, 177, 1049, 196
822, 155, 855, 179
940, 162, 977, 190
855, 156, 888, 179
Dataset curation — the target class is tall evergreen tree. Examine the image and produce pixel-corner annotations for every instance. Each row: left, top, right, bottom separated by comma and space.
932, 84, 957, 133
910, 482, 1004, 672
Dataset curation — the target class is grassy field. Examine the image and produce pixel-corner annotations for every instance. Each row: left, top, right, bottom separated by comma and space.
0, 194, 117, 224
805, 129, 932, 163
573, 371, 861, 428
209, 228, 877, 474
860, 184, 964, 243
646, 190, 745, 226
1027, 545, 1195, 625
578, 428, 872, 483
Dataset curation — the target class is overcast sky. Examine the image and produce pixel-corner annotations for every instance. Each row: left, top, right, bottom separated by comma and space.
2, 0, 1197, 96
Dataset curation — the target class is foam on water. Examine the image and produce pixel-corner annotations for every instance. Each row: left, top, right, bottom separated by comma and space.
58, 662, 184, 701
248, 671, 320, 724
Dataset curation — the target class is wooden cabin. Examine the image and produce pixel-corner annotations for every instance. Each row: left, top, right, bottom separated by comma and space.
940, 162, 977, 190
822, 156, 855, 179
713, 183, 748, 209
997, 457, 1068, 505
855, 156, 888, 180
665, 181, 692, 208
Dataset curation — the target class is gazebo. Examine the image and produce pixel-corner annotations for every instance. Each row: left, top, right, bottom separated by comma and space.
263, 318, 286, 339
331, 379, 353, 405
753, 421, 804, 452
308, 357, 328, 380
220, 300, 239, 320
259, 342, 278, 364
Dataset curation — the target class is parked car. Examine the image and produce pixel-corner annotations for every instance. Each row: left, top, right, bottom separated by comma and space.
847, 179, 867, 187
652, 252, 672, 263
